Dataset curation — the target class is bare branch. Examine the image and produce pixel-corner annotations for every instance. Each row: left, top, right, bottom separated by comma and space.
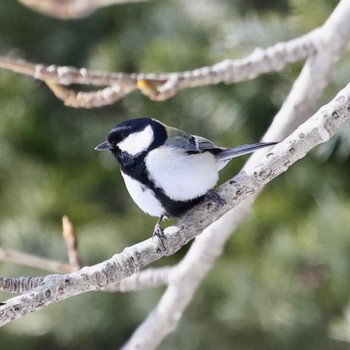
45, 81, 134, 108
0, 216, 170, 295
0, 247, 72, 274
1, 81, 350, 325
1, 266, 172, 294
0, 276, 45, 294
18, 0, 151, 19
0, 58, 137, 86
0, 30, 317, 107
122, 0, 350, 346
121, 203, 255, 350
106, 266, 172, 292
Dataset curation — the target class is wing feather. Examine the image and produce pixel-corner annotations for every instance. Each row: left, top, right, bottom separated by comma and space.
165, 126, 224, 154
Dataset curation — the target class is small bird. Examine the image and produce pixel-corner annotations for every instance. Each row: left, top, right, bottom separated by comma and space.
95, 118, 276, 238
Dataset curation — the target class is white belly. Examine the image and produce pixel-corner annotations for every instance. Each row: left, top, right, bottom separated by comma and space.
145, 146, 219, 201
121, 171, 164, 217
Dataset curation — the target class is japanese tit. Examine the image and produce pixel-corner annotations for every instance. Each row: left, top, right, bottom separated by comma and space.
95, 118, 276, 238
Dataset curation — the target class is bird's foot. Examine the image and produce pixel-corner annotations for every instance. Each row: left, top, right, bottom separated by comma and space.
153, 222, 167, 251
206, 190, 226, 211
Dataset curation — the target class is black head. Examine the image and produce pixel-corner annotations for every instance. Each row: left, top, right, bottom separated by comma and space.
95, 118, 167, 156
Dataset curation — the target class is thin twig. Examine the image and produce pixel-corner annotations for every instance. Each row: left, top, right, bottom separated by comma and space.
62, 216, 82, 271
0, 247, 72, 274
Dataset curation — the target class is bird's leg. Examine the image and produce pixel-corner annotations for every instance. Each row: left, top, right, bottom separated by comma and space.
206, 189, 226, 211
153, 215, 167, 250
153, 216, 165, 238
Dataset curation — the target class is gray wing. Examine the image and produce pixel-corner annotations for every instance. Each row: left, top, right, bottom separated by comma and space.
165, 127, 224, 154
186, 135, 225, 153
165, 127, 276, 158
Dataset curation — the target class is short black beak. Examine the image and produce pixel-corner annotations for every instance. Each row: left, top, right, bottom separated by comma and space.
95, 141, 112, 151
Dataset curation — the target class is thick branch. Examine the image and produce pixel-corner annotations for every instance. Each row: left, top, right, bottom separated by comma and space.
0, 265, 172, 294
1, 82, 350, 326
122, 0, 350, 346
106, 266, 172, 292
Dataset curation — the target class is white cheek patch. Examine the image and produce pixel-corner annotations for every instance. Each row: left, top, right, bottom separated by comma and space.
118, 125, 154, 155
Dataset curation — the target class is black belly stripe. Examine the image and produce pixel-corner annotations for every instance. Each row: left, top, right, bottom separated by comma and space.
151, 185, 205, 217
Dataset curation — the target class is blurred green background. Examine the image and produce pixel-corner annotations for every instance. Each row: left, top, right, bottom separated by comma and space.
1, 0, 350, 349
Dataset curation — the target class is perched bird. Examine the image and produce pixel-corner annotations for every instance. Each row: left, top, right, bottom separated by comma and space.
95, 118, 276, 238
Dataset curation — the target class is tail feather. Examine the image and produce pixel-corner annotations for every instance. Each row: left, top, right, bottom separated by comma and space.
218, 142, 277, 161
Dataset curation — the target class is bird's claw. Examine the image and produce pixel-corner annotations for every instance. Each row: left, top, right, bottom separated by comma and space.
206, 190, 226, 211
153, 223, 167, 251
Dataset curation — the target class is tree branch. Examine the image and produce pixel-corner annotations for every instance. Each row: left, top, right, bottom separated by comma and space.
0, 247, 72, 274
106, 266, 172, 292
17, 0, 151, 19
0, 29, 317, 107
1, 81, 350, 326
121, 0, 350, 346
0, 217, 83, 277
62, 216, 82, 271
0, 265, 172, 294
0, 215, 170, 294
